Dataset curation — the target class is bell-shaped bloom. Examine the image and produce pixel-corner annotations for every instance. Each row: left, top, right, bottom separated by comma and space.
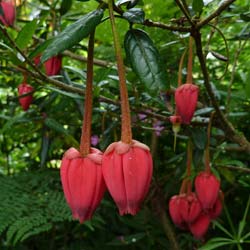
208, 197, 223, 220
169, 195, 186, 228
44, 55, 62, 76
189, 213, 210, 239
175, 83, 199, 124
102, 140, 153, 215
195, 171, 220, 210
179, 193, 202, 224
0, 1, 15, 27
60, 147, 106, 223
18, 82, 34, 111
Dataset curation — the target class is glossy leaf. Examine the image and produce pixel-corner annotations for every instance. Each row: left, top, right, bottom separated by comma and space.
15, 20, 38, 50
192, 0, 204, 13
60, 0, 72, 15
123, 8, 145, 24
41, 9, 104, 63
124, 29, 168, 91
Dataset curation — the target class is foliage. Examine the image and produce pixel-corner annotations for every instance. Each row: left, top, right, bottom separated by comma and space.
0, 0, 250, 249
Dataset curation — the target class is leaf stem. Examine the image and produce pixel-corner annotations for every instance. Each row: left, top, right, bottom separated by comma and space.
186, 140, 192, 194
186, 36, 193, 83
79, 31, 95, 156
108, 0, 132, 144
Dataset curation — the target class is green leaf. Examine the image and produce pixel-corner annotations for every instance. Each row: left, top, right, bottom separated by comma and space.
29, 39, 52, 60
123, 8, 145, 24
245, 71, 250, 98
124, 29, 168, 92
190, 127, 207, 150
15, 20, 38, 50
60, 0, 72, 15
192, 0, 204, 13
41, 9, 104, 63
198, 238, 233, 250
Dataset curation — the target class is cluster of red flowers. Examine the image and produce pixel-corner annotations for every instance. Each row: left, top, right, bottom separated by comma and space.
60, 140, 153, 222
17, 55, 62, 111
169, 172, 223, 239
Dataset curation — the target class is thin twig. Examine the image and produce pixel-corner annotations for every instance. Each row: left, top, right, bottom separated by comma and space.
197, 0, 236, 28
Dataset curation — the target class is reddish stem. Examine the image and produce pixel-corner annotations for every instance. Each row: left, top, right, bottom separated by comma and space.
108, 0, 132, 144
186, 36, 193, 84
186, 140, 192, 194
205, 112, 215, 173
79, 31, 95, 156
177, 48, 187, 87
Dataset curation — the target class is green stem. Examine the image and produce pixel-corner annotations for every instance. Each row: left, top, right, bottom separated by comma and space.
186, 36, 193, 83
177, 48, 187, 87
108, 0, 132, 144
79, 31, 95, 156
205, 112, 215, 173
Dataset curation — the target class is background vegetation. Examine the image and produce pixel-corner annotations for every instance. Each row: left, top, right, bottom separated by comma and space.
0, 0, 250, 249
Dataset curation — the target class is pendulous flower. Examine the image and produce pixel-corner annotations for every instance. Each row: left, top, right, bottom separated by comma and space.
44, 55, 62, 76
102, 140, 153, 215
195, 171, 220, 210
18, 82, 34, 111
0, 1, 15, 27
189, 213, 211, 239
60, 147, 106, 223
175, 83, 199, 124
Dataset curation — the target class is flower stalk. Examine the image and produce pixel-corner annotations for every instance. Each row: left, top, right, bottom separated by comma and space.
108, 0, 132, 144
79, 31, 95, 156
186, 36, 193, 84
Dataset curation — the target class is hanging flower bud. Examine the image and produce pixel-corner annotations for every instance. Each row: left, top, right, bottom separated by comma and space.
102, 140, 153, 215
208, 196, 223, 220
195, 171, 220, 210
175, 83, 199, 124
60, 147, 106, 223
18, 82, 34, 111
189, 213, 211, 239
33, 54, 41, 66
179, 192, 202, 224
0, 1, 15, 27
169, 195, 186, 228
44, 55, 62, 76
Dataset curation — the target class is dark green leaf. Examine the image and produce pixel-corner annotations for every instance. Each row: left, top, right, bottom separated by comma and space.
41, 9, 104, 63
40, 131, 49, 167
124, 29, 168, 92
240, 12, 250, 22
29, 39, 52, 60
190, 127, 207, 150
123, 8, 145, 24
60, 0, 72, 15
192, 0, 204, 13
246, 71, 250, 98
15, 20, 38, 50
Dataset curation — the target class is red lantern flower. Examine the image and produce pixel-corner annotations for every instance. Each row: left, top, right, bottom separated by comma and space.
102, 140, 153, 215
179, 192, 202, 224
189, 213, 211, 239
0, 1, 15, 27
18, 82, 34, 111
195, 171, 220, 210
44, 55, 62, 76
60, 147, 106, 223
175, 83, 199, 124
208, 196, 223, 220
169, 194, 188, 229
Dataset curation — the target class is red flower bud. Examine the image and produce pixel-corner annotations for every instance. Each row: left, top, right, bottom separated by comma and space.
44, 55, 62, 76
189, 213, 211, 239
175, 83, 199, 124
0, 1, 15, 27
169, 195, 186, 228
179, 193, 202, 223
60, 147, 106, 223
208, 195, 223, 220
102, 140, 153, 215
33, 54, 41, 66
18, 82, 34, 111
195, 171, 220, 210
